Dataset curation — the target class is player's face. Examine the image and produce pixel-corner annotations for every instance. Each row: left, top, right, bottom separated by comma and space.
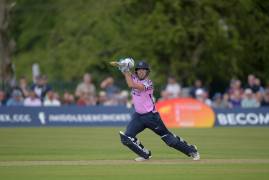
137, 69, 148, 80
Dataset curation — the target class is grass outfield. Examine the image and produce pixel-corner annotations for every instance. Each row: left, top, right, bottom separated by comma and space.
0, 127, 268, 179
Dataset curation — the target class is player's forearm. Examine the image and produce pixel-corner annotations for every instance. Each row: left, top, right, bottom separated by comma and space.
123, 72, 144, 91
123, 72, 134, 88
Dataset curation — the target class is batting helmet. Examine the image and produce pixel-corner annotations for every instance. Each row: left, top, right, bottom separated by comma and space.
135, 61, 150, 71
135, 61, 150, 79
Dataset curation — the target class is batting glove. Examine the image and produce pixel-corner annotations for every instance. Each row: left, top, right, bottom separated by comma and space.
119, 66, 130, 73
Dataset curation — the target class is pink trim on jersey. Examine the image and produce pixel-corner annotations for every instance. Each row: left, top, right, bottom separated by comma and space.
131, 74, 156, 114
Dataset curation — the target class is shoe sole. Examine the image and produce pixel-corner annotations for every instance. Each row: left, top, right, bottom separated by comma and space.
134, 156, 152, 162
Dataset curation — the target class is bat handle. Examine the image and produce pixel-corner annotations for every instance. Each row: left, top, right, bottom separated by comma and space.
110, 61, 119, 66
110, 61, 125, 67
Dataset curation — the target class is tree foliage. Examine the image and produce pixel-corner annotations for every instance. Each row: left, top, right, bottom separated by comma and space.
10, 0, 269, 93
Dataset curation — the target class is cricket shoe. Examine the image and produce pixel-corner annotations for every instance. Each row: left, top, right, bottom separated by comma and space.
135, 155, 152, 162
190, 145, 200, 161
134, 151, 152, 162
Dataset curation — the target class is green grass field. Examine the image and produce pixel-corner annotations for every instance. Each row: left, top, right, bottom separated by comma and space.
0, 127, 268, 180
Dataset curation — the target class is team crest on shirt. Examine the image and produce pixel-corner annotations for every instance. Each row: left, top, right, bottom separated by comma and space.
143, 80, 153, 91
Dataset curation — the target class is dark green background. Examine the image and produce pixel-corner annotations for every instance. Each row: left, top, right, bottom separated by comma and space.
9, 0, 269, 94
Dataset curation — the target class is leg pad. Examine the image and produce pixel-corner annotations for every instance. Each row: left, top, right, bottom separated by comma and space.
161, 133, 197, 156
120, 131, 151, 159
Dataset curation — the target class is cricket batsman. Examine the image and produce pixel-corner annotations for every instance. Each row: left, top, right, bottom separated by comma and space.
111, 58, 200, 161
